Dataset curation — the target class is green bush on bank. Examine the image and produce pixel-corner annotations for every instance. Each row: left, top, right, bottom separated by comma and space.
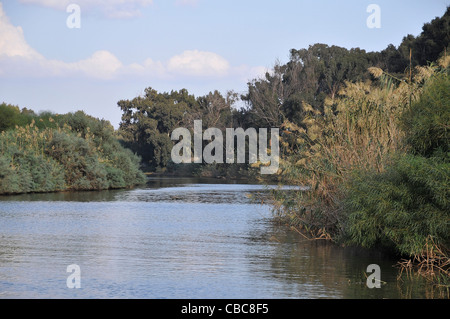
343, 68, 450, 257
344, 153, 449, 256
272, 58, 449, 264
0, 111, 147, 195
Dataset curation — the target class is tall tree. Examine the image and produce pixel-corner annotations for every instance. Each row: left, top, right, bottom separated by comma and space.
118, 87, 199, 169
398, 7, 450, 67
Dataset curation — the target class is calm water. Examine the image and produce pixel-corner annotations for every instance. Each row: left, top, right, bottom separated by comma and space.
0, 178, 440, 299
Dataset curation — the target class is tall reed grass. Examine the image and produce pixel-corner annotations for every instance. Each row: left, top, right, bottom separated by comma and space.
272, 57, 449, 284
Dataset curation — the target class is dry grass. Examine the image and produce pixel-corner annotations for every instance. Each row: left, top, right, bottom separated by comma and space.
397, 236, 450, 294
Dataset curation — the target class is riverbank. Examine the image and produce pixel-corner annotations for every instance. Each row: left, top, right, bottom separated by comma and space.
270, 61, 450, 286
0, 109, 147, 196
144, 163, 284, 185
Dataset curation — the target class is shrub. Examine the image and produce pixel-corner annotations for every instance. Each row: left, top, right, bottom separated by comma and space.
344, 153, 449, 256
401, 72, 450, 157
0, 111, 146, 195
342, 66, 449, 282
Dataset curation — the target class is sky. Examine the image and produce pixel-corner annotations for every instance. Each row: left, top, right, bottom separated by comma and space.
0, 0, 448, 128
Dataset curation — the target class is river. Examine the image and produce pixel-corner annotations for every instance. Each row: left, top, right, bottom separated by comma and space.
0, 178, 440, 298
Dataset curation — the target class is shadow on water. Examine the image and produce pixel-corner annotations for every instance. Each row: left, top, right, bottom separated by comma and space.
0, 177, 290, 204
0, 177, 262, 203
246, 220, 448, 299
0, 189, 124, 202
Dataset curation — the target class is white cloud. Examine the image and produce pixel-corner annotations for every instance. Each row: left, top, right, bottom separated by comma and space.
126, 58, 167, 78
18, 0, 154, 19
167, 50, 230, 77
0, 3, 41, 59
0, 4, 264, 83
0, 4, 123, 80
75, 50, 123, 79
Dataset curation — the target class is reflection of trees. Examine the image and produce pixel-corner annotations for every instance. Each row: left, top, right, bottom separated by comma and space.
0, 188, 124, 202
395, 274, 450, 299
249, 224, 445, 298
0, 236, 24, 265
264, 230, 351, 298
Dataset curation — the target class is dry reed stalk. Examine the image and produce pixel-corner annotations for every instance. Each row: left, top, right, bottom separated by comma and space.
397, 236, 450, 285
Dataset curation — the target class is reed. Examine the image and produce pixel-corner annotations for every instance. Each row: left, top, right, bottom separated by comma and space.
272, 61, 447, 252
273, 68, 422, 238
397, 236, 449, 298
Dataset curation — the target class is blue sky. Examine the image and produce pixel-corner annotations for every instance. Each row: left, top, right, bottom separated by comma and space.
0, 0, 448, 128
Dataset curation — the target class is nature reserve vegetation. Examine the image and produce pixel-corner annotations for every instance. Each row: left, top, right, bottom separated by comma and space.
1, 6, 449, 287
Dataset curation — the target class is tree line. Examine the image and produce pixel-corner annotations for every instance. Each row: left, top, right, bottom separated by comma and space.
1, 6, 448, 282
116, 7, 449, 283
117, 7, 449, 177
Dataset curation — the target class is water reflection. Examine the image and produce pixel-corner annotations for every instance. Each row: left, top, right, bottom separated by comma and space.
0, 177, 302, 204
0, 178, 443, 299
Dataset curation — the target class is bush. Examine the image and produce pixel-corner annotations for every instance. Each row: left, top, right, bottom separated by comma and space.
344, 153, 449, 256
342, 67, 449, 281
272, 58, 449, 261
272, 76, 414, 238
401, 72, 450, 157
0, 111, 146, 195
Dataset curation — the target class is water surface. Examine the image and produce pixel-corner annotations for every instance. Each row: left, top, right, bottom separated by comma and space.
0, 178, 438, 298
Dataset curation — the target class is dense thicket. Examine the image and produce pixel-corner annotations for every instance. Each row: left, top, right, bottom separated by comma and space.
2, 7, 447, 279
343, 71, 449, 256
0, 109, 146, 194
118, 8, 449, 177
117, 88, 258, 177
234, 8, 449, 283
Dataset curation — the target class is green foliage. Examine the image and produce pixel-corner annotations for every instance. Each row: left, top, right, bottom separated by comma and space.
0, 103, 61, 132
344, 154, 449, 256
271, 72, 419, 238
118, 88, 197, 169
0, 103, 32, 131
342, 66, 450, 258
0, 111, 146, 195
241, 44, 376, 128
118, 87, 237, 171
271, 44, 449, 259
45, 131, 109, 190
398, 7, 450, 67
401, 71, 450, 157
240, 7, 450, 133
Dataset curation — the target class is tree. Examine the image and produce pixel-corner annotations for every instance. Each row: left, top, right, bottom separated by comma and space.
118, 87, 200, 170
0, 103, 21, 132
197, 90, 235, 129
242, 60, 299, 128
401, 71, 450, 157
243, 44, 373, 129
398, 7, 450, 67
